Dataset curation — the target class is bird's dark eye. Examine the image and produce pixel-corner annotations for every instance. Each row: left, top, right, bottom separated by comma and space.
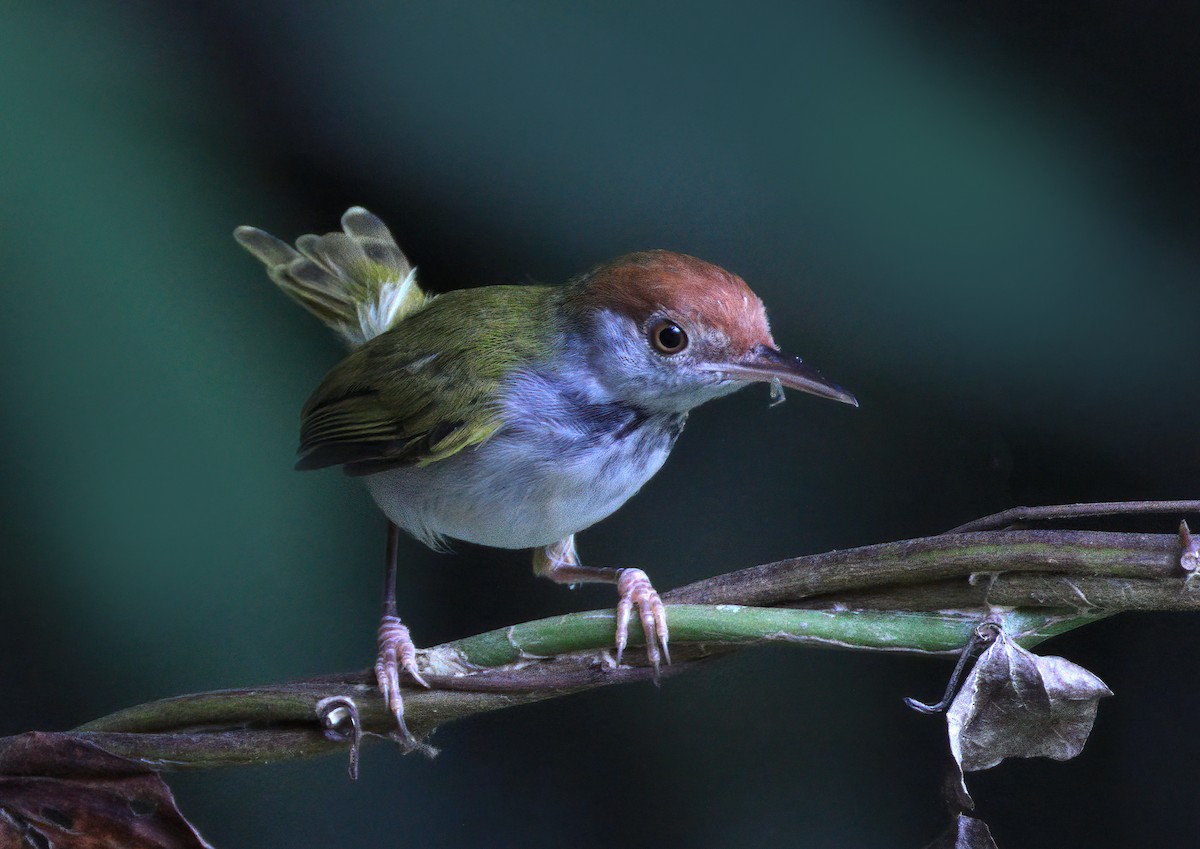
650, 319, 688, 355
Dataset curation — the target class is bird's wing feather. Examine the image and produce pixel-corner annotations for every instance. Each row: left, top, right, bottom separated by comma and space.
296, 285, 558, 475
297, 356, 505, 476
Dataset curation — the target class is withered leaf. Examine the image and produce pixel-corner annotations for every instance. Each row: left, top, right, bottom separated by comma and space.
921, 813, 999, 849
947, 631, 1112, 774
0, 732, 213, 849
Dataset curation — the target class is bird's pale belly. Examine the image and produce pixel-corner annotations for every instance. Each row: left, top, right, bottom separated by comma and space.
364, 416, 683, 550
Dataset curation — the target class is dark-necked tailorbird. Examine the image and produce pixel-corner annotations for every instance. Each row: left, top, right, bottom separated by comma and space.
236, 208, 857, 747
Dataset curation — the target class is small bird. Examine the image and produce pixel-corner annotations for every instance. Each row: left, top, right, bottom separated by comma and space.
236, 208, 856, 746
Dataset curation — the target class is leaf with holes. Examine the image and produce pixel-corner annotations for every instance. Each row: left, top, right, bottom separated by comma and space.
0, 732, 213, 848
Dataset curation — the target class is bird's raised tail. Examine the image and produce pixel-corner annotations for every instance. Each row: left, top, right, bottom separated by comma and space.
235, 207, 431, 348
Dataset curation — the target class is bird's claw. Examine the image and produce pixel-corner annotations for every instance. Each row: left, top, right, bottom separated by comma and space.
614, 568, 670, 675
375, 614, 430, 750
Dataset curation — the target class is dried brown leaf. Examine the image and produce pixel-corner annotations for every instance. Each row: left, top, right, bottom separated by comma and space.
947, 631, 1112, 774
0, 732, 213, 849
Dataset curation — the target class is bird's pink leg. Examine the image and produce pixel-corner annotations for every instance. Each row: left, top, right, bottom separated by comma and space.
376, 522, 430, 749
533, 535, 670, 672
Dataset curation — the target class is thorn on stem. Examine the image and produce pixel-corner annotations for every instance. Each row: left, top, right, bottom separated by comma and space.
1180, 521, 1200, 588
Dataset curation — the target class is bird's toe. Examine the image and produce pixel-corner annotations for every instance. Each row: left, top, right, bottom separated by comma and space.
615, 568, 670, 676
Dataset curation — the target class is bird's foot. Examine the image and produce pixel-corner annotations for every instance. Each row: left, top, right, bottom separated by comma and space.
533, 539, 671, 677
374, 614, 431, 751
615, 568, 670, 675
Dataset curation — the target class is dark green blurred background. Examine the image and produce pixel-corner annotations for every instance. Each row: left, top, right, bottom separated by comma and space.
3, 2, 1199, 846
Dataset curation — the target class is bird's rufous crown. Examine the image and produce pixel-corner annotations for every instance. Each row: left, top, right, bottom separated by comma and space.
577, 250, 775, 353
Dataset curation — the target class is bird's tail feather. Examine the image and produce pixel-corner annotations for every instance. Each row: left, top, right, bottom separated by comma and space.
235, 207, 430, 347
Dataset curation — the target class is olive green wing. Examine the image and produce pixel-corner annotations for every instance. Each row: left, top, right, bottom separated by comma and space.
296, 286, 556, 476
296, 353, 505, 476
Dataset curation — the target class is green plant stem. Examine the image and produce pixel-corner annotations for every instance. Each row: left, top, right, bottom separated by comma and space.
70, 605, 1096, 769
11, 521, 1189, 770
431, 605, 1087, 670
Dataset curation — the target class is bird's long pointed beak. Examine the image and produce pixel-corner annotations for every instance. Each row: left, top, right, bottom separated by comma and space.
713, 345, 858, 407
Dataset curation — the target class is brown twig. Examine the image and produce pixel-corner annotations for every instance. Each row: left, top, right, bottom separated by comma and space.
665, 529, 1182, 607
945, 500, 1200, 534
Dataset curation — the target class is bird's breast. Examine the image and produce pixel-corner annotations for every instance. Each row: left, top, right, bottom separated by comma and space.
364, 375, 687, 550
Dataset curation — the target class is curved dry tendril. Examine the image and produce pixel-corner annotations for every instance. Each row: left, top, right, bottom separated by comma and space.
317, 695, 363, 780
904, 622, 1001, 715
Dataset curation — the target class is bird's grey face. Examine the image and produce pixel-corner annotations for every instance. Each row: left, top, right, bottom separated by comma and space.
582, 308, 754, 413
575, 305, 858, 415
564, 250, 857, 414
